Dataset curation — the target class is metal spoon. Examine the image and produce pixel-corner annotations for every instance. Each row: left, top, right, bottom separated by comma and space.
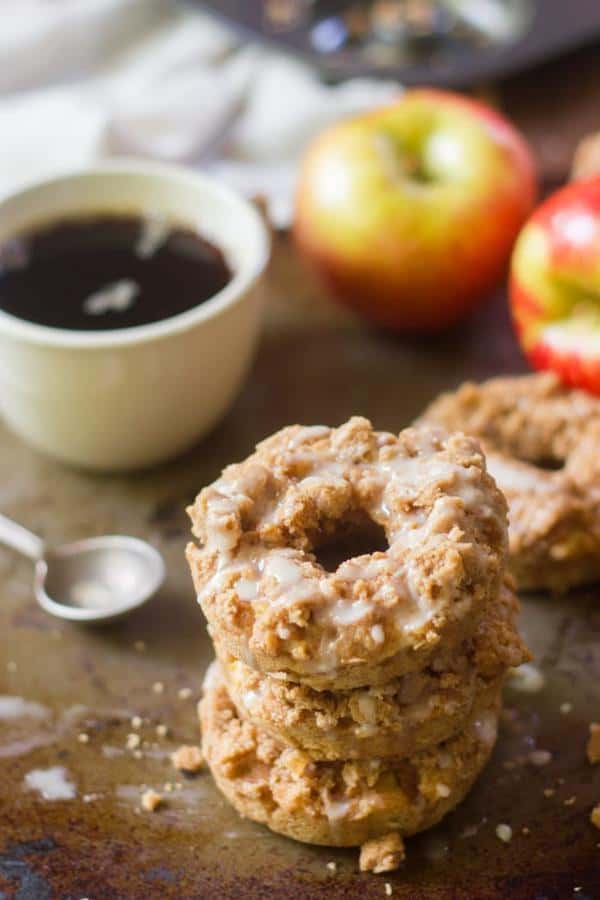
0, 513, 165, 624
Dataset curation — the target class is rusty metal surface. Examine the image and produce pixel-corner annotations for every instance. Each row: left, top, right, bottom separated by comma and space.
1, 234, 600, 900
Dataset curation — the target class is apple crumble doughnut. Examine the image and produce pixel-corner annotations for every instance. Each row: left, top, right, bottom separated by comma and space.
200, 662, 500, 847
215, 581, 528, 761
420, 372, 600, 593
187, 417, 507, 690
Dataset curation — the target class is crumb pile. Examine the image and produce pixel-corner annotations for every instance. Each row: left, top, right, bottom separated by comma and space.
186, 418, 530, 869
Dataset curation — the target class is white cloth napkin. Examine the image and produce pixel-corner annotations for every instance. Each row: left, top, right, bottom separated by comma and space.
0, 0, 400, 227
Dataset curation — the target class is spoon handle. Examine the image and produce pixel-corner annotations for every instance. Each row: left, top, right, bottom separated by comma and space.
0, 513, 45, 561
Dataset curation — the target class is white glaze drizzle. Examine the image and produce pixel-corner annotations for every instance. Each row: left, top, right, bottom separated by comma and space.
24, 766, 76, 800
196, 424, 498, 668
0, 696, 50, 720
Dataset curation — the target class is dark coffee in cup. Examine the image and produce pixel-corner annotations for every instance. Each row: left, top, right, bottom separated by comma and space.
0, 213, 232, 331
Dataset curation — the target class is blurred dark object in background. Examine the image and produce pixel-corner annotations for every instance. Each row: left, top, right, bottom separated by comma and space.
196, 0, 600, 87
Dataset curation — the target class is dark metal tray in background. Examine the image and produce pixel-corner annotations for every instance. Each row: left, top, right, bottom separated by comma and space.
194, 0, 600, 87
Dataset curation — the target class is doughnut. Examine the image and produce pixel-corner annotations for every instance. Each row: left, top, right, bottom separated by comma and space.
199, 662, 500, 847
215, 581, 528, 761
186, 417, 508, 690
420, 372, 600, 593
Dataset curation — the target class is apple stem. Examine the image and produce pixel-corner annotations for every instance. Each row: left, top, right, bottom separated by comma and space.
373, 132, 410, 186
373, 131, 423, 185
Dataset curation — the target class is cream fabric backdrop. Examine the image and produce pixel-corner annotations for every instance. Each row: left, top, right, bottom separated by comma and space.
0, 0, 400, 226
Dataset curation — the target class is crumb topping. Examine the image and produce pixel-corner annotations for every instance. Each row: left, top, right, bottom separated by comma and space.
420, 372, 600, 593
421, 372, 600, 465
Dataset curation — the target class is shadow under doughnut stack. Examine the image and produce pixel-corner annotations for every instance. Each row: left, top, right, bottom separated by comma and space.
186, 417, 530, 867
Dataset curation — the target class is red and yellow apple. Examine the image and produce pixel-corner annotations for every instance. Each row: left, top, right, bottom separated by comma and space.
511, 177, 600, 394
294, 89, 537, 333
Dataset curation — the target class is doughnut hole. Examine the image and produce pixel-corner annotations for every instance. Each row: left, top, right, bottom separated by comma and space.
311, 510, 388, 573
534, 457, 564, 471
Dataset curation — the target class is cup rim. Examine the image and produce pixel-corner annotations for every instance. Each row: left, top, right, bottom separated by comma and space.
0, 160, 271, 349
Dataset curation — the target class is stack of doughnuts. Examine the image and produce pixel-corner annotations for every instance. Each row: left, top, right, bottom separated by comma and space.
186, 417, 529, 854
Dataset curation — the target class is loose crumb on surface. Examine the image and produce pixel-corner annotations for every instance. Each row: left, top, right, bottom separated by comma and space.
496, 824, 512, 843
141, 789, 163, 812
543, 788, 555, 798
77, 732, 89, 744
359, 833, 405, 874
131, 715, 143, 729
560, 702, 572, 715
508, 664, 545, 694
156, 724, 169, 738
384, 884, 393, 897
590, 804, 600, 830
152, 681, 164, 694
326, 861, 337, 873
133, 640, 146, 652
586, 723, 600, 764
564, 796, 577, 807
126, 733, 141, 750
528, 749, 552, 767
171, 744, 204, 774
522, 826, 530, 835
133, 749, 143, 760
178, 687, 193, 700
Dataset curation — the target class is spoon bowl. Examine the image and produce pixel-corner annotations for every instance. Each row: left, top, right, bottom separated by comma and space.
35, 536, 166, 624
0, 512, 165, 624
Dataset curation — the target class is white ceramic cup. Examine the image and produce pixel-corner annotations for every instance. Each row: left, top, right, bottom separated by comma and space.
0, 162, 270, 471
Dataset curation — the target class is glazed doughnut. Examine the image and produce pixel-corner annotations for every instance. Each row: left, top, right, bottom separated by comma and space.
200, 662, 500, 847
420, 372, 600, 593
186, 417, 507, 689
215, 582, 528, 760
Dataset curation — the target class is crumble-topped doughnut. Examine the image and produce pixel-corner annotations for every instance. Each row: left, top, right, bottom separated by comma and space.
420, 373, 600, 593
200, 662, 500, 847
187, 417, 508, 689
216, 581, 529, 761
